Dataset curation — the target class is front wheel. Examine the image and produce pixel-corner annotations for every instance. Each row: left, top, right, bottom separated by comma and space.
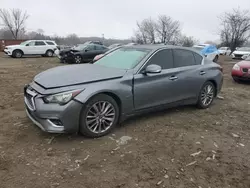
79, 94, 119, 138
74, 55, 82, 64
197, 81, 216, 109
12, 50, 23, 58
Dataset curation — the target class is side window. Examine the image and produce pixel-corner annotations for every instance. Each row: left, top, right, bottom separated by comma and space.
86, 45, 95, 51
35, 41, 46, 46
193, 52, 203, 65
146, 49, 174, 69
46, 41, 55, 45
27, 41, 35, 46
173, 49, 196, 67
95, 45, 104, 50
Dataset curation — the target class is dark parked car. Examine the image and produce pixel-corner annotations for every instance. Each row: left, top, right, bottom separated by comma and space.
24, 45, 223, 138
58, 44, 108, 64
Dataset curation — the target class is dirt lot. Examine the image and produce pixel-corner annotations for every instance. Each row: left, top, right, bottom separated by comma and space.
0, 53, 249, 188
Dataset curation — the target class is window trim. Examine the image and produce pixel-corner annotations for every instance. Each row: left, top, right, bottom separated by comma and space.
192, 51, 203, 65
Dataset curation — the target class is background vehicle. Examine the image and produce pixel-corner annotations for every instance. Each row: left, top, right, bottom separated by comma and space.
218, 47, 231, 55
24, 45, 223, 138
108, 43, 122, 49
192, 44, 220, 62
231, 47, 250, 59
4, 40, 58, 58
231, 55, 250, 82
59, 43, 108, 63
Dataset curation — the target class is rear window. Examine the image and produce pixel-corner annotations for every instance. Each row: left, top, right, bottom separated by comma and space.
94, 48, 150, 69
46, 41, 55, 45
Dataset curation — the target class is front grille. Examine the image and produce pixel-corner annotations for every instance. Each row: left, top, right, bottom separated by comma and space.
25, 93, 34, 110
242, 68, 248, 73
24, 86, 37, 111
234, 54, 243, 58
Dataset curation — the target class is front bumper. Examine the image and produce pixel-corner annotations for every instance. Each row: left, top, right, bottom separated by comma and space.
24, 86, 82, 133
3, 49, 12, 56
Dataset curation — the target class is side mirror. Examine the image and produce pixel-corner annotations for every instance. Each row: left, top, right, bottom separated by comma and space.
144, 64, 162, 74
85, 49, 88, 52
26, 44, 29, 46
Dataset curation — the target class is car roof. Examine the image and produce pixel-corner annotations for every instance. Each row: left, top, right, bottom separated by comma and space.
122, 44, 200, 52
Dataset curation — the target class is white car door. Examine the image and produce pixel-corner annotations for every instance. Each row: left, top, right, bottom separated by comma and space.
35, 41, 47, 54
23, 41, 36, 54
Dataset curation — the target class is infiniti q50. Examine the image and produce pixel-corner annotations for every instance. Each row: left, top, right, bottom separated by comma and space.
24, 45, 223, 138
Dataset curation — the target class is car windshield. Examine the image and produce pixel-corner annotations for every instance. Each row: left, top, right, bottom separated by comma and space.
74, 44, 88, 51
20, 41, 31, 45
237, 47, 250, 52
94, 48, 150, 69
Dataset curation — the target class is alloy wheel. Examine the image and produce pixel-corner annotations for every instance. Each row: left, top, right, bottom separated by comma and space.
75, 56, 82, 63
201, 84, 214, 106
85, 101, 115, 134
16, 52, 22, 58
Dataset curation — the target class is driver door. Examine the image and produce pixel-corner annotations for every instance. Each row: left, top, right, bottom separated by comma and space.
133, 49, 177, 110
23, 41, 36, 54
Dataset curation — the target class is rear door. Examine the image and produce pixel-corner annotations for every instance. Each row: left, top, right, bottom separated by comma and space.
171, 49, 206, 101
133, 49, 178, 110
35, 41, 47, 54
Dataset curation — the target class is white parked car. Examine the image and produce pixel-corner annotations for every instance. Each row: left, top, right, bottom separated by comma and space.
231, 47, 250, 59
218, 47, 231, 55
4, 40, 58, 58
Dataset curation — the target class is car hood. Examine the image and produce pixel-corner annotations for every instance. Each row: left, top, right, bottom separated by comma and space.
6, 45, 20, 48
237, 60, 250, 67
233, 51, 250, 55
34, 64, 127, 89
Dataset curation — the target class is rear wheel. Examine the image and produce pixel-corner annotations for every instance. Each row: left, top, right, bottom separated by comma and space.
12, 50, 23, 58
79, 94, 119, 138
197, 81, 216, 109
45, 50, 54, 57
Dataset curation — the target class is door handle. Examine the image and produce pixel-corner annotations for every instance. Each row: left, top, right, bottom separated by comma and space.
200, 71, 206, 75
169, 76, 178, 81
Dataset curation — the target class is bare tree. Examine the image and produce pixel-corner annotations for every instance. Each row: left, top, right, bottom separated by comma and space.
0, 8, 29, 39
135, 18, 156, 44
219, 8, 250, 52
178, 35, 198, 47
155, 15, 181, 44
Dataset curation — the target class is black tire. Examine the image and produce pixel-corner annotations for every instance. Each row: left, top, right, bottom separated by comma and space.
197, 81, 216, 109
213, 55, 219, 63
79, 94, 120, 138
74, 55, 82, 64
12, 50, 23, 58
45, 50, 54, 57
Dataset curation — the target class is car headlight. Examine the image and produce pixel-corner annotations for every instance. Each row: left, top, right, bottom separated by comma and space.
232, 64, 240, 71
44, 89, 82, 104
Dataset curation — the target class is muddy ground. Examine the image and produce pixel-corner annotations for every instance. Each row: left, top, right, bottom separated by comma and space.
0, 53, 249, 188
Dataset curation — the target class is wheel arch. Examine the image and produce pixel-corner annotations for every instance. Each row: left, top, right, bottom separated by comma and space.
13, 49, 24, 55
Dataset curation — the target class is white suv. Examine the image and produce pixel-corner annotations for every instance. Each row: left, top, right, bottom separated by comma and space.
4, 40, 58, 58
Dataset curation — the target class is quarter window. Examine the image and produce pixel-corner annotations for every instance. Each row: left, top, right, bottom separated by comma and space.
173, 49, 197, 67
146, 49, 174, 69
46, 41, 55, 45
35, 41, 46, 46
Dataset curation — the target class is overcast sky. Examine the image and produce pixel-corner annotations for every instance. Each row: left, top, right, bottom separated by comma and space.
1, 0, 250, 42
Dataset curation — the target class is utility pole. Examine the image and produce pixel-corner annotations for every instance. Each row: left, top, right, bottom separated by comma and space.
102, 34, 104, 45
